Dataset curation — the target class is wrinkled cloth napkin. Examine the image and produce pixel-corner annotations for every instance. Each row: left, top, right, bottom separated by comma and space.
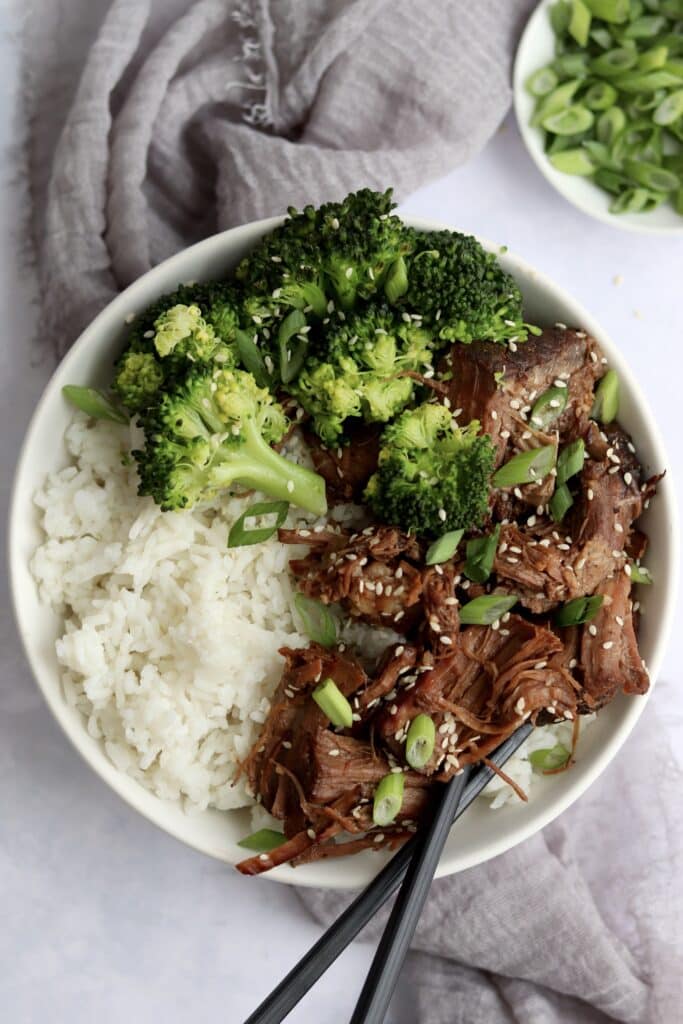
21, 1, 682, 1021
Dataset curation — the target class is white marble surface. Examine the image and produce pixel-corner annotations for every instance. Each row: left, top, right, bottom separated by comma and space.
1, 3, 682, 1021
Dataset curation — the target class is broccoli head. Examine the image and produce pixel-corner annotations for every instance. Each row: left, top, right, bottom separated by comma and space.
135, 366, 327, 515
396, 230, 533, 346
364, 402, 495, 537
287, 304, 435, 445
113, 282, 244, 412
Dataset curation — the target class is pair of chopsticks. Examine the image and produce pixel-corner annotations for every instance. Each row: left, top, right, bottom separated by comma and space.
244, 722, 533, 1024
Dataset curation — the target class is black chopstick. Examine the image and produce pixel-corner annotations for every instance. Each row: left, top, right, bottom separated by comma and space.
243, 723, 533, 1024
349, 766, 471, 1023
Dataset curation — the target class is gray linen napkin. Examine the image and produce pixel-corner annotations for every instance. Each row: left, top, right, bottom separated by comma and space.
24, 0, 534, 356
20, 1, 682, 1021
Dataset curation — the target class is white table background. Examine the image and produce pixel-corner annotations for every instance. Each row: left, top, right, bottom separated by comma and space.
1, 3, 681, 1021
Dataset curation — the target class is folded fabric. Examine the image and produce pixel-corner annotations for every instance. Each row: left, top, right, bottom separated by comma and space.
23, 0, 534, 355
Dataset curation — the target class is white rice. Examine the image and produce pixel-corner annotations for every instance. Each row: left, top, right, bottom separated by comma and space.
31, 414, 592, 816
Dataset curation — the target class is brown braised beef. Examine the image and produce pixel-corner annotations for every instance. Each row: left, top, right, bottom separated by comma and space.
236, 326, 658, 875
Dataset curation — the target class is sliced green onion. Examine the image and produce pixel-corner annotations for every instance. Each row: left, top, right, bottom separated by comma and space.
405, 715, 436, 770
527, 67, 559, 96
569, 0, 592, 46
584, 81, 618, 109
549, 483, 574, 522
591, 369, 619, 423
278, 309, 307, 384
637, 45, 670, 71
312, 676, 353, 728
591, 48, 639, 76
549, 148, 596, 175
542, 104, 595, 135
557, 439, 585, 485
624, 158, 679, 191
460, 594, 519, 626
492, 445, 557, 488
532, 80, 582, 127
372, 772, 405, 827
464, 525, 500, 584
609, 187, 667, 212
615, 70, 682, 91
234, 328, 272, 388
594, 168, 631, 194
228, 500, 289, 548
555, 594, 604, 627
555, 53, 591, 79
531, 386, 568, 428
653, 88, 683, 124
584, 0, 631, 23
237, 828, 285, 852
596, 106, 627, 144
62, 385, 128, 424
590, 26, 615, 48
295, 595, 338, 648
623, 14, 667, 37
549, 0, 572, 36
529, 744, 571, 771
384, 256, 408, 304
425, 529, 464, 566
630, 562, 653, 583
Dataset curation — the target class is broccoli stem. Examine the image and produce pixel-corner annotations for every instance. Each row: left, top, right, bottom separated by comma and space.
212, 420, 327, 516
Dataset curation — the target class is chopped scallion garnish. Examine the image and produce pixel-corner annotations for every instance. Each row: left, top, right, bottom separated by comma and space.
384, 256, 408, 303
591, 369, 619, 424
405, 714, 436, 770
555, 594, 604, 627
556, 439, 585, 485
62, 385, 128, 424
425, 529, 464, 566
228, 500, 289, 547
464, 525, 500, 583
529, 744, 571, 772
372, 771, 405, 827
459, 593, 518, 626
492, 445, 557, 488
549, 483, 573, 522
278, 309, 308, 384
312, 676, 353, 728
234, 328, 272, 389
294, 594, 338, 647
530, 386, 568, 428
237, 828, 286, 852
630, 563, 653, 584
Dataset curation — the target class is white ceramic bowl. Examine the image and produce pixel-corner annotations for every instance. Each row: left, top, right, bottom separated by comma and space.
9, 216, 678, 889
514, 0, 683, 235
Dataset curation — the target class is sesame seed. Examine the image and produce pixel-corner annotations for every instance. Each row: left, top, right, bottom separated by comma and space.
555, 322, 567, 330
527, 515, 537, 527
534, 661, 547, 670
554, 379, 567, 389
616, 615, 624, 627
624, 472, 633, 486
569, 658, 578, 669
328, 749, 340, 757
615, 523, 623, 533
331, 217, 340, 229
587, 488, 594, 501
491, 410, 498, 420
513, 487, 523, 500
588, 624, 598, 636
438, 508, 447, 522
500, 429, 511, 440
389, 704, 398, 715
625, 564, 632, 576
259, 853, 270, 862
603, 641, 614, 650
439, 635, 453, 645
374, 833, 385, 844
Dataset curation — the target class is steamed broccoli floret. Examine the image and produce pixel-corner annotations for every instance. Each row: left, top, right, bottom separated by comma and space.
396, 230, 532, 346
135, 367, 327, 515
113, 283, 244, 412
113, 351, 165, 412
364, 402, 495, 537
287, 305, 435, 445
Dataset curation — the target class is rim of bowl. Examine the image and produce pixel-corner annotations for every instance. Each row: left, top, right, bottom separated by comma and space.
9, 215, 679, 889
513, 0, 683, 237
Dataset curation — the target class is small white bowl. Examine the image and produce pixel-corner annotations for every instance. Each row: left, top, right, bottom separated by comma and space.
514, 0, 683, 235
9, 217, 678, 889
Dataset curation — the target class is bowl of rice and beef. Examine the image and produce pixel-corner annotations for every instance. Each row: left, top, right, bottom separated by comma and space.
9, 192, 677, 889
